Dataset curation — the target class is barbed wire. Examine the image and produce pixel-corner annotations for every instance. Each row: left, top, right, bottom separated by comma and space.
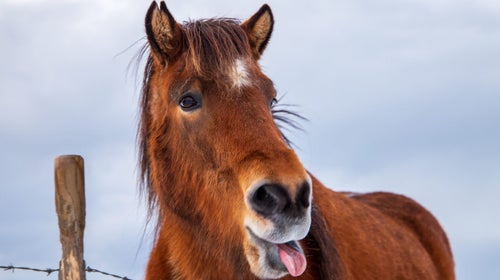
0, 265, 58, 276
0, 264, 133, 280
86, 266, 133, 280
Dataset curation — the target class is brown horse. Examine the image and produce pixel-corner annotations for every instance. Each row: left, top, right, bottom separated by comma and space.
138, 1, 455, 279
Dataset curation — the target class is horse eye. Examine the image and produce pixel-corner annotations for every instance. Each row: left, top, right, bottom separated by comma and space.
179, 94, 201, 111
270, 98, 278, 108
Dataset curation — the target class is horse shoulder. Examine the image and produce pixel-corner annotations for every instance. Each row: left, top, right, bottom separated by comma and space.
350, 191, 455, 280
308, 176, 454, 279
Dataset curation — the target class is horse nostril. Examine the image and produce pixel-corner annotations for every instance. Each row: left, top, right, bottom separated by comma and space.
250, 184, 290, 216
296, 181, 311, 209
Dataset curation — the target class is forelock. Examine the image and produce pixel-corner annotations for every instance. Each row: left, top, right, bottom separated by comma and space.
182, 18, 253, 80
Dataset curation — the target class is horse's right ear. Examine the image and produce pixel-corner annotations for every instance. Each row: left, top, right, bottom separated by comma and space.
145, 1, 183, 65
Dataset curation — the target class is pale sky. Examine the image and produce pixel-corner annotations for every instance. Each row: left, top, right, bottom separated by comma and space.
1, 1, 499, 279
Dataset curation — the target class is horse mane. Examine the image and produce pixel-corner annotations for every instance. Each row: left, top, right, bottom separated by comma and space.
138, 53, 156, 223
306, 204, 347, 279
137, 17, 304, 229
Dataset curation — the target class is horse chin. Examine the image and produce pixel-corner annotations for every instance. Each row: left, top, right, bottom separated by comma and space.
244, 221, 309, 279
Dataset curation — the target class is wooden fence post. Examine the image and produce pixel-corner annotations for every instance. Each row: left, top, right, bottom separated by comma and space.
54, 155, 86, 280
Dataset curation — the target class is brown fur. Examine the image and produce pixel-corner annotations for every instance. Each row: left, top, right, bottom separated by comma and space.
138, 2, 455, 279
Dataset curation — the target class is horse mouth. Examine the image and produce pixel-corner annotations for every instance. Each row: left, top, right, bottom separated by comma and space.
246, 227, 307, 278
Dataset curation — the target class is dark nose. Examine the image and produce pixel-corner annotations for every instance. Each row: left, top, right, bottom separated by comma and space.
250, 181, 311, 217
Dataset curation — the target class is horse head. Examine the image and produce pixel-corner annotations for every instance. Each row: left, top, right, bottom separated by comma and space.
140, 2, 312, 278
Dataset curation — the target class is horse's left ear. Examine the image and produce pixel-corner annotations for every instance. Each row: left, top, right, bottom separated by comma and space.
241, 4, 274, 60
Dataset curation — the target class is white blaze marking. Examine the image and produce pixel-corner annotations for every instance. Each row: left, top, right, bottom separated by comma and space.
231, 59, 250, 88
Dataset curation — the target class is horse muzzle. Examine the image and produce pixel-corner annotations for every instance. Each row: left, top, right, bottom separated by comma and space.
243, 176, 312, 278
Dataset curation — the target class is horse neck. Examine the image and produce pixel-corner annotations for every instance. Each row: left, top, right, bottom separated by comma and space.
304, 176, 348, 279
156, 207, 256, 279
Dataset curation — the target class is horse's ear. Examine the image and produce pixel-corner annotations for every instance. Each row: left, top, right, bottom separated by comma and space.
241, 4, 274, 60
145, 1, 183, 65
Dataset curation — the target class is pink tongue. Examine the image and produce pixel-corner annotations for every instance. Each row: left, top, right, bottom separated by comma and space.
277, 243, 307, 277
